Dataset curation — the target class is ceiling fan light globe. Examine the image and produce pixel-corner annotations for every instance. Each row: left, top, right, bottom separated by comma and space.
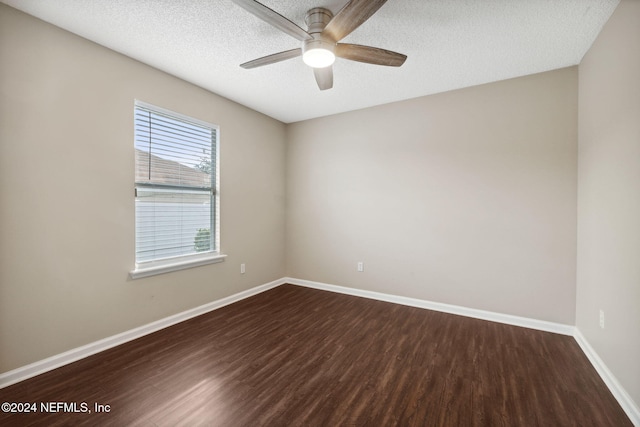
303, 48, 335, 68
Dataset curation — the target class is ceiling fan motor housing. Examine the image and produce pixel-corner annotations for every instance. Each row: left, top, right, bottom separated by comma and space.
302, 7, 335, 59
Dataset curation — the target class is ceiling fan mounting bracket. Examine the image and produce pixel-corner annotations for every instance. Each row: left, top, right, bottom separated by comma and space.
304, 8, 334, 35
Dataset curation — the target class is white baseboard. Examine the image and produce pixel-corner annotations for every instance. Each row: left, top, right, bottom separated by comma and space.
3, 276, 637, 426
285, 277, 575, 336
574, 328, 640, 426
286, 277, 638, 425
0, 278, 286, 389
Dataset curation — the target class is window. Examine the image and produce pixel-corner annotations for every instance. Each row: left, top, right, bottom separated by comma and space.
131, 101, 223, 278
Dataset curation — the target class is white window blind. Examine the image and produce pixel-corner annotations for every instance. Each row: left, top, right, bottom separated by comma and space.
134, 102, 218, 265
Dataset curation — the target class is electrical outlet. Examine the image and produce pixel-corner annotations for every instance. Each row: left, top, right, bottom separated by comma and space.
357, 262, 364, 272
599, 309, 605, 329
240, 263, 246, 274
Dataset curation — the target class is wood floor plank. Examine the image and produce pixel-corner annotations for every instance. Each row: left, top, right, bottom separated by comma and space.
0, 284, 633, 426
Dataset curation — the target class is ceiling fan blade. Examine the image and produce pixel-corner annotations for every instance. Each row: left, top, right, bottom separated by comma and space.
231, 0, 312, 41
336, 43, 406, 67
240, 48, 302, 69
323, 0, 388, 42
313, 66, 333, 90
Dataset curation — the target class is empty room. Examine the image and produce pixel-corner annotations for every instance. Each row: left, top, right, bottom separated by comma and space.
0, 0, 638, 425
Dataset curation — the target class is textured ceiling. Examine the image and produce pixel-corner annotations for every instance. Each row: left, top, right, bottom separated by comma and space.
1, 0, 620, 123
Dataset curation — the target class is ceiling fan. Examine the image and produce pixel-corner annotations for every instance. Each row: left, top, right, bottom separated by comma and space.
231, 0, 407, 90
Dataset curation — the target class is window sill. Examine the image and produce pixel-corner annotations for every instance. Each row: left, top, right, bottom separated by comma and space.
129, 253, 227, 279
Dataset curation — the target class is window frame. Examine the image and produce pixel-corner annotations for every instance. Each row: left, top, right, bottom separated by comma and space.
130, 100, 224, 279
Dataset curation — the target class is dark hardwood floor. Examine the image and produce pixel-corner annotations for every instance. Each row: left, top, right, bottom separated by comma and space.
0, 284, 632, 426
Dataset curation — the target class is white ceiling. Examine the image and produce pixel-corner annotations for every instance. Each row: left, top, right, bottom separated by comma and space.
2, 0, 619, 123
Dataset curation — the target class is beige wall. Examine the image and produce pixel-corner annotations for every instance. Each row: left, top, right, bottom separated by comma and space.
0, 4, 286, 373
577, 0, 640, 407
286, 67, 578, 325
